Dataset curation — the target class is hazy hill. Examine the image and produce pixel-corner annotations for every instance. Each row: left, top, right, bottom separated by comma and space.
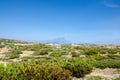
0, 38, 29, 44
43, 37, 71, 44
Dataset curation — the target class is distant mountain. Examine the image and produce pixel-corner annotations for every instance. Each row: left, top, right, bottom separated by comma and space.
43, 37, 71, 44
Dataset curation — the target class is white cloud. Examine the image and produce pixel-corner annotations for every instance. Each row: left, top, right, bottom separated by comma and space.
103, 0, 120, 8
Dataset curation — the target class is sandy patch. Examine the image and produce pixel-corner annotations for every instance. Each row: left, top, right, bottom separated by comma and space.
20, 51, 34, 57
73, 68, 120, 80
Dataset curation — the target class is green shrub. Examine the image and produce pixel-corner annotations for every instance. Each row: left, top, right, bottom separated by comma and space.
0, 64, 4, 80
0, 63, 24, 80
9, 53, 20, 59
107, 48, 119, 54
5, 52, 20, 59
39, 49, 48, 55
39, 65, 72, 80
71, 51, 80, 57
63, 58, 93, 78
11, 50, 22, 54
0, 62, 72, 80
108, 54, 120, 60
89, 54, 105, 60
91, 59, 120, 69
61, 50, 69, 55
5, 50, 22, 59
50, 52, 61, 57
33, 49, 48, 56
21, 56, 34, 61
0, 45, 5, 48
84, 49, 98, 56
33, 50, 41, 55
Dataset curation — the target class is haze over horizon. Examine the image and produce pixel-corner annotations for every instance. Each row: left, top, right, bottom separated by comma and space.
0, 0, 120, 44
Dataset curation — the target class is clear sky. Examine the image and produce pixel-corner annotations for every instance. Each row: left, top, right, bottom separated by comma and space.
0, 0, 120, 44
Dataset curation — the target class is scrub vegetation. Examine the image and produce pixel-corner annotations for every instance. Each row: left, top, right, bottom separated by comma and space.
0, 38, 120, 80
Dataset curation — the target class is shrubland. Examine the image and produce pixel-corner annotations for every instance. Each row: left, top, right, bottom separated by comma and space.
0, 39, 120, 79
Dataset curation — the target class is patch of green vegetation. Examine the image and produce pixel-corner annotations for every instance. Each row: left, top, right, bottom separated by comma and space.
33, 49, 48, 56
71, 51, 80, 57
10, 50, 22, 54
89, 54, 105, 60
0, 62, 72, 80
0, 45, 5, 48
108, 54, 120, 60
62, 58, 93, 78
5, 50, 22, 59
21, 56, 34, 61
0, 58, 9, 60
84, 48, 98, 56
50, 52, 62, 57
91, 59, 120, 69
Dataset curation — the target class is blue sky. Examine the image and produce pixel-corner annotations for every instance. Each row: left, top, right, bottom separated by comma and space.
0, 0, 120, 43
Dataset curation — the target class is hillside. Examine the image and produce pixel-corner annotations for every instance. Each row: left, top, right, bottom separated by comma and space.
0, 38, 29, 44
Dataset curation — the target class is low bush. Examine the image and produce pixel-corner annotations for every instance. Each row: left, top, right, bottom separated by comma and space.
39, 49, 48, 55
50, 52, 61, 57
5, 52, 20, 59
71, 51, 80, 57
9, 53, 20, 59
33, 50, 41, 55
21, 56, 34, 61
61, 50, 69, 55
33, 49, 48, 56
89, 54, 105, 60
108, 54, 120, 60
107, 48, 119, 54
11, 50, 22, 54
84, 49, 98, 56
0, 62, 72, 80
0, 45, 5, 48
62, 58, 93, 78
0, 64, 4, 80
20, 64, 72, 80
5, 50, 22, 59
91, 59, 120, 69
